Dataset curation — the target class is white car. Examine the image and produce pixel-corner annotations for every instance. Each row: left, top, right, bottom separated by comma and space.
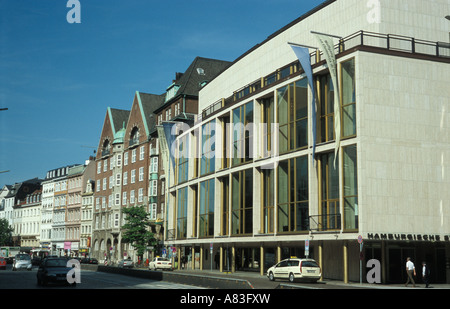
12, 254, 32, 271
149, 257, 173, 271
267, 258, 321, 283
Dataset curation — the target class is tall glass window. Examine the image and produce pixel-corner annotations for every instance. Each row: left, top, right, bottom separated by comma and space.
262, 168, 274, 234
232, 101, 253, 166
319, 152, 340, 230
262, 97, 274, 158
200, 120, 216, 175
177, 135, 189, 184
231, 169, 253, 235
199, 179, 215, 237
341, 58, 356, 137
343, 144, 358, 230
221, 177, 230, 236
277, 156, 309, 233
318, 74, 335, 143
176, 187, 188, 239
277, 79, 308, 153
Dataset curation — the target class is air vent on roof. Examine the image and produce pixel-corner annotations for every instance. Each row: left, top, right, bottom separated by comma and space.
197, 68, 205, 75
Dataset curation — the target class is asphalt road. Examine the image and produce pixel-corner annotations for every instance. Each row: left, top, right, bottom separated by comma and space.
0, 264, 204, 289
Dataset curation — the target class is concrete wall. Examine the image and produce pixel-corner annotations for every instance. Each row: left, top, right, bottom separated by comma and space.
358, 52, 450, 236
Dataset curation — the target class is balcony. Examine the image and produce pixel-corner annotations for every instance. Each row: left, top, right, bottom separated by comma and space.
101, 149, 110, 157
309, 214, 341, 232
200, 30, 450, 121
128, 138, 139, 148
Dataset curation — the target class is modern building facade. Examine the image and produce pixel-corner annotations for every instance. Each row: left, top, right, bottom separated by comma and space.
164, 0, 450, 284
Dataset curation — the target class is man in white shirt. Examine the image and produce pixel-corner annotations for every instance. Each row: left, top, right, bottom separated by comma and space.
405, 257, 416, 287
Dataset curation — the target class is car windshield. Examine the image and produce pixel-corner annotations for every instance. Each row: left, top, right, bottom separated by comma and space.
46, 259, 69, 267
157, 258, 169, 262
16, 255, 31, 260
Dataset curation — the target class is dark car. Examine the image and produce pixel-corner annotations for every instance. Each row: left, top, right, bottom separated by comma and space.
87, 258, 98, 264
36, 258, 76, 286
32, 256, 42, 266
80, 257, 98, 264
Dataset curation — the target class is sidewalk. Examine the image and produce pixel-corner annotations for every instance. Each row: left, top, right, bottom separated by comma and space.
171, 268, 450, 289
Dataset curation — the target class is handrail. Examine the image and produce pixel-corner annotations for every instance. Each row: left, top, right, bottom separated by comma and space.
200, 30, 449, 121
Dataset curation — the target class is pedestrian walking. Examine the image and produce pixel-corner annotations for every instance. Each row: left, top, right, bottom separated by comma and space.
422, 261, 430, 288
405, 257, 416, 287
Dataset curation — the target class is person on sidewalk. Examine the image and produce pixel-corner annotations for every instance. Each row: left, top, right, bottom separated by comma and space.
405, 257, 416, 287
422, 261, 430, 288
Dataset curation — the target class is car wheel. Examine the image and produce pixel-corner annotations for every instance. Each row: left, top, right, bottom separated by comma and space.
268, 272, 275, 281
289, 273, 295, 283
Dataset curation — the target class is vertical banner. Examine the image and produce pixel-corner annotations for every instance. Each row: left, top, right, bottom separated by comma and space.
156, 125, 170, 177
162, 121, 178, 171
289, 44, 317, 166
313, 32, 341, 166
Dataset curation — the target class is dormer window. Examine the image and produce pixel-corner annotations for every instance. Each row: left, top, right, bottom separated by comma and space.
102, 139, 111, 157
165, 83, 180, 102
129, 127, 139, 147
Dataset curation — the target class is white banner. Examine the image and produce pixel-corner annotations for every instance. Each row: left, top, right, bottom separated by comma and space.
314, 32, 341, 165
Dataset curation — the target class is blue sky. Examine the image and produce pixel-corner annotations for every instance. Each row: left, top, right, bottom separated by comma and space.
0, 0, 327, 186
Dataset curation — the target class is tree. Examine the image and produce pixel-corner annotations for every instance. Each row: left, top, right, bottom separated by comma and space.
121, 205, 156, 262
0, 218, 14, 246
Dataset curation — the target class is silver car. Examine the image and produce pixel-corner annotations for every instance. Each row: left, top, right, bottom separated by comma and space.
117, 259, 134, 268
13, 254, 32, 271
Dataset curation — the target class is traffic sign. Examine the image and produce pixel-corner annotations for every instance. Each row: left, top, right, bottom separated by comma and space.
357, 235, 363, 244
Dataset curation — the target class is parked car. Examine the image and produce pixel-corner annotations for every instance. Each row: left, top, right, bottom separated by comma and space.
12, 254, 32, 271
149, 257, 172, 271
36, 257, 76, 286
81, 257, 98, 264
117, 259, 134, 268
32, 256, 43, 266
0, 257, 6, 270
267, 258, 321, 283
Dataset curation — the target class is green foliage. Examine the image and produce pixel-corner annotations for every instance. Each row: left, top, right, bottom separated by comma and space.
121, 205, 156, 258
0, 218, 14, 246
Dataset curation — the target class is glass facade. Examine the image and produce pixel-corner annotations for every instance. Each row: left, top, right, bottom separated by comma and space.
231, 169, 253, 235
319, 152, 340, 231
168, 53, 359, 254
199, 179, 215, 237
176, 187, 188, 239
341, 58, 356, 138
277, 79, 308, 153
200, 120, 216, 176
262, 168, 274, 234
177, 134, 189, 184
232, 101, 253, 165
277, 156, 309, 233
318, 74, 336, 143
343, 144, 358, 230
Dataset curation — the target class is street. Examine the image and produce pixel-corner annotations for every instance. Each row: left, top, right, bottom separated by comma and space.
0, 264, 204, 290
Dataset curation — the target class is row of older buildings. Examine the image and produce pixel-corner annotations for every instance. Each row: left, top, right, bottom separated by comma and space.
1, 0, 450, 284
0, 57, 232, 263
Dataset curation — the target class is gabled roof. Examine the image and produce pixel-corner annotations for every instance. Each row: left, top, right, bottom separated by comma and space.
174, 57, 232, 97
108, 108, 130, 136
155, 57, 232, 113
135, 92, 165, 137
